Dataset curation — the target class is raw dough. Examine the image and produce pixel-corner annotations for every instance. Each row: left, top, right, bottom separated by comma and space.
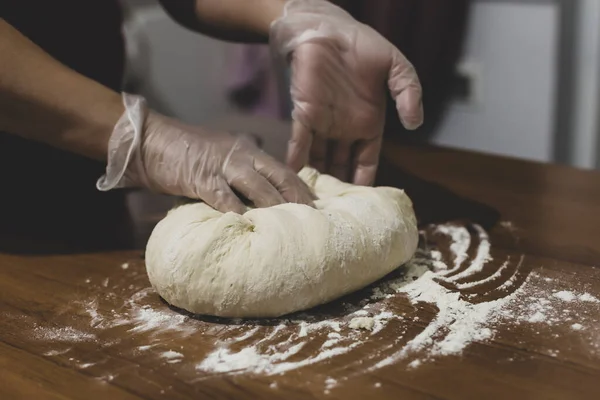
145, 167, 418, 318
349, 317, 375, 331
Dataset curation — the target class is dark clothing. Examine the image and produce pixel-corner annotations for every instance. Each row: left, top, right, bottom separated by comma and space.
0, 1, 132, 252
331, 0, 471, 140
225, 0, 471, 142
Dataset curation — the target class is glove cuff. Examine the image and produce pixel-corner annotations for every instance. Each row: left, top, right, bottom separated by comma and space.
269, 0, 354, 58
96, 92, 148, 191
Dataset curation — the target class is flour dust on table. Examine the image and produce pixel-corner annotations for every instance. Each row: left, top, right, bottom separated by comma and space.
6, 221, 600, 395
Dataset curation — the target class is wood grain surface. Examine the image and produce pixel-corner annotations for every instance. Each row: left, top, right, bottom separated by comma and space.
1, 140, 600, 400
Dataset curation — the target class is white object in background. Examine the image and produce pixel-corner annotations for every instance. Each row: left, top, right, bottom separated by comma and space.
432, 1, 559, 163
450, 58, 484, 111
121, 0, 237, 125
568, 0, 600, 170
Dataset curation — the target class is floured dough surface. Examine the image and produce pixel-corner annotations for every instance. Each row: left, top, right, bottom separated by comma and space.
145, 167, 418, 318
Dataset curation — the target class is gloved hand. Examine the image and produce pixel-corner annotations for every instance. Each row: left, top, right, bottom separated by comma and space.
270, 0, 423, 186
97, 93, 316, 214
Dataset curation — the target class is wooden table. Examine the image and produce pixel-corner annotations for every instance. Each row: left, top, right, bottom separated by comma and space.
1, 141, 600, 400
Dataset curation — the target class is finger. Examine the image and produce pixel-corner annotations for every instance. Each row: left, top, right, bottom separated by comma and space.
255, 155, 317, 206
309, 136, 328, 172
329, 140, 353, 182
286, 120, 312, 172
289, 43, 337, 134
203, 179, 247, 214
352, 136, 383, 186
228, 169, 286, 209
397, 87, 424, 130
387, 51, 424, 130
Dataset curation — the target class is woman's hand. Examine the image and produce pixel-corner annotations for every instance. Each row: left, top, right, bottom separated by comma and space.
98, 93, 315, 214
270, 0, 423, 185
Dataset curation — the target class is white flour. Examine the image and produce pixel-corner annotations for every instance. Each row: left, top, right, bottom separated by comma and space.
33, 326, 96, 343
554, 291, 576, 302
11, 222, 600, 392
505, 285, 600, 328
161, 350, 184, 363
436, 225, 470, 274
580, 293, 600, 303
443, 225, 491, 281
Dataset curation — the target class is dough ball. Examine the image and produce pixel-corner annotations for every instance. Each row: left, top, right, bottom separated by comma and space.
349, 317, 375, 331
145, 167, 418, 318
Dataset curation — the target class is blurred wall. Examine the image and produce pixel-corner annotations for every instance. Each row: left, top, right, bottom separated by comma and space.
433, 0, 600, 170
568, 0, 600, 169
432, 1, 559, 163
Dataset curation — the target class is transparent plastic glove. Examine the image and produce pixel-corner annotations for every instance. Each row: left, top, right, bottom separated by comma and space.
270, 0, 423, 185
97, 93, 316, 214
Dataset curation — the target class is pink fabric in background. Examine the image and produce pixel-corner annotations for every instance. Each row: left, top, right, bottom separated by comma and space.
225, 43, 286, 119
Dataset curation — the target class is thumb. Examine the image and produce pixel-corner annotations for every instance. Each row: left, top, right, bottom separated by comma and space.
388, 50, 424, 130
